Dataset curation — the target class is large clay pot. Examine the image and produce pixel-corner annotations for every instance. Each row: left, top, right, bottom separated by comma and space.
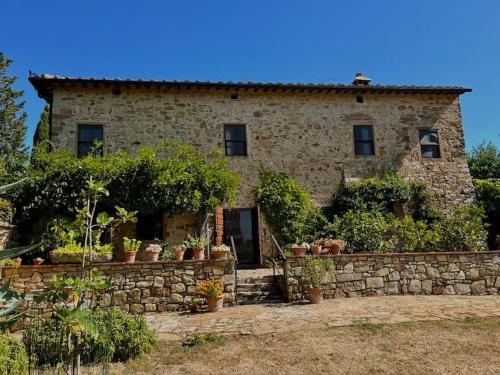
292, 247, 307, 256
310, 245, 322, 255
123, 251, 137, 263
306, 287, 324, 304
14, 258, 22, 267
175, 248, 185, 261
207, 296, 224, 312
327, 244, 342, 255
33, 258, 44, 266
211, 250, 228, 260
192, 247, 205, 260
144, 244, 161, 262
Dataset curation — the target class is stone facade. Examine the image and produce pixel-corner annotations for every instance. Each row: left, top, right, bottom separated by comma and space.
32, 77, 474, 258
2, 259, 235, 328
284, 251, 500, 301
0, 221, 16, 250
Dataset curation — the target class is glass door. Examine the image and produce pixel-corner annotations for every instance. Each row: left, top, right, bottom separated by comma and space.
223, 208, 259, 265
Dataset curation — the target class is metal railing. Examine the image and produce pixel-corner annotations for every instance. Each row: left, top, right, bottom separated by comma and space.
271, 235, 286, 260
230, 236, 238, 306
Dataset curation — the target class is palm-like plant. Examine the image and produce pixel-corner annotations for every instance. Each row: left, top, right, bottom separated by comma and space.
0, 178, 41, 331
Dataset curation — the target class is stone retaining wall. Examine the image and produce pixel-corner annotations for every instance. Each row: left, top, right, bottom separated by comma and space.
2, 259, 235, 327
284, 251, 500, 301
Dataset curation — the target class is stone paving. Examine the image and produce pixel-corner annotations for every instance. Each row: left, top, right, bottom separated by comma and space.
145, 295, 500, 341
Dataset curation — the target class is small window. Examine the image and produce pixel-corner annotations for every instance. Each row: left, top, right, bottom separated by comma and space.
353, 125, 375, 155
77, 124, 103, 157
224, 124, 247, 156
419, 129, 440, 158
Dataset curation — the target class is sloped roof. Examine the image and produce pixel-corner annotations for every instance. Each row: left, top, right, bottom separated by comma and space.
28, 72, 472, 100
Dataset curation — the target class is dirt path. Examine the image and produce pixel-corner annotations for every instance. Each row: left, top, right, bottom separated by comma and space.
144, 295, 500, 340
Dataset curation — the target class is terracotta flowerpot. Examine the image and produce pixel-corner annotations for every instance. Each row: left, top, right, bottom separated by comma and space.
328, 244, 342, 255
306, 287, 324, 304
189, 303, 198, 313
292, 247, 307, 256
144, 245, 161, 262
207, 296, 224, 312
211, 250, 228, 260
14, 258, 22, 267
192, 247, 205, 260
175, 248, 185, 261
123, 251, 137, 263
33, 258, 44, 266
310, 245, 322, 255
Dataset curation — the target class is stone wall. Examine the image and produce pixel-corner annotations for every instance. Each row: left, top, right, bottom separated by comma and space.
284, 251, 500, 301
0, 221, 16, 250
2, 259, 235, 328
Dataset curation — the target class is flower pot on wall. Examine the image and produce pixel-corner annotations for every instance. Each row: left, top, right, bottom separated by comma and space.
33, 258, 44, 266
14, 258, 22, 267
211, 250, 228, 260
192, 247, 205, 260
207, 296, 224, 312
292, 247, 307, 256
123, 251, 137, 263
175, 248, 186, 261
144, 244, 161, 262
306, 287, 324, 304
310, 245, 322, 255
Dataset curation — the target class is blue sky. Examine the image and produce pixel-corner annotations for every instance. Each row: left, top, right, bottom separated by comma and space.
2, 0, 499, 150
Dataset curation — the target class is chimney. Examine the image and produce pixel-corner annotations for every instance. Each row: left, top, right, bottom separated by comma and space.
352, 72, 372, 86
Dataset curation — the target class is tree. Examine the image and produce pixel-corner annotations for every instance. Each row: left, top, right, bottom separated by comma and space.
32, 104, 50, 154
467, 142, 500, 179
0, 52, 28, 184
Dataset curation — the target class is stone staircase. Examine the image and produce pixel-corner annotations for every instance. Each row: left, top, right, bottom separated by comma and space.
236, 269, 285, 305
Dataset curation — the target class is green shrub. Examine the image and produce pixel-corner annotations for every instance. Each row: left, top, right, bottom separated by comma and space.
254, 171, 327, 244
434, 206, 488, 252
473, 178, 500, 248
0, 334, 28, 375
183, 332, 224, 347
331, 211, 392, 253
467, 142, 500, 179
302, 256, 335, 288
0, 198, 13, 222
392, 215, 439, 252
24, 308, 157, 367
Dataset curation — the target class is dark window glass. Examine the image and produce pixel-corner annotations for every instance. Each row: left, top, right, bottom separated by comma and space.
353, 125, 374, 155
419, 129, 440, 158
77, 124, 103, 157
224, 124, 247, 156
136, 212, 163, 240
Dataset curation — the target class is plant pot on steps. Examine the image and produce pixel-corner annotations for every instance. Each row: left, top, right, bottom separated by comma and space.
192, 247, 205, 260
310, 245, 322, 255
207, 296, 224, 312
123, 251, 137, 263
292, 247, 307, 256
144, 244, 161, 262
306, 287, 324, 304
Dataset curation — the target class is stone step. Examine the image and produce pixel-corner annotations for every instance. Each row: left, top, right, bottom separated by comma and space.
237, 290, 281, 298
237, 282, 278, 292
237, 298, 286, 305
237, 275, 280, 284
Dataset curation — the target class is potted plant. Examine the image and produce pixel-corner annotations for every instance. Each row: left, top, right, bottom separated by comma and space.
316, 238, 345, 255
50, 242, 113, 264
196, 279, 224, 312
123, 237, 141, 263
301, 255, 335, 304
33, 257, 44, 266
173, 245, 186, 261
144, 240, 162, 262
310, 240, 322, 255
14, 257, 22, 267
291, 242, 309, 256
211, 244, 231, 260
183, 235, 208, 261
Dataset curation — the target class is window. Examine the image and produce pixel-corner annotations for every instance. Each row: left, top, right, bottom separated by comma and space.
419, 129, 440, 158
353, 125, 375, 155
224, 124, 247, 156
77, 124, 103, 157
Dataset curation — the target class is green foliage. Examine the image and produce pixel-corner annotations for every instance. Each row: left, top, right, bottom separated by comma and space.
123, 237, 141, 252
473, 178, 500, 248
183, 332, 224, 347
32, 104, 50, 155
391, 215, 439, 252
24, 308, 157, 367
0, 278, 32, 332
255, 171, 327, 244
301, 256, 335, 288
0, 198, 12, 222
182, 234, 208, 248
331, 210, 393, 253
0, 333, 28, 375
0, 52, 28, 185
467, 142, 500, 179
434, 206, 487, 252
329, 175, 412, 216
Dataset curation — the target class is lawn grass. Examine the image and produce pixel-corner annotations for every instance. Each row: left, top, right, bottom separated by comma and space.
90, 317, 500, 374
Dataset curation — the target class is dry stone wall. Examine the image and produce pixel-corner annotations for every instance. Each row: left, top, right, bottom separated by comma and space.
284, 251, 500, 301
2, 259, 235, 328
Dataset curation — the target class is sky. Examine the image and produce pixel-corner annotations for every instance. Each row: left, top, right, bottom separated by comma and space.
2, 0, 499, 151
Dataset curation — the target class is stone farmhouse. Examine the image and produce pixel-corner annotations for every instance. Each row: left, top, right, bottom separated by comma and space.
29, 72, 474, 265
